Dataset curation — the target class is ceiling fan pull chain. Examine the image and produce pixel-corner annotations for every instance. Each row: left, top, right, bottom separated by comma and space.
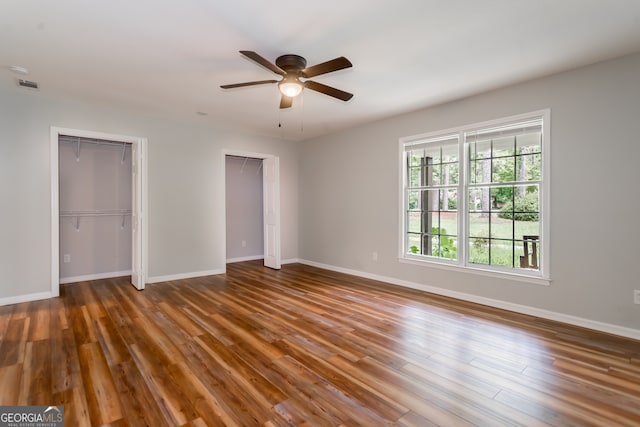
300, 92, 304, 133
278, 109, 285, 140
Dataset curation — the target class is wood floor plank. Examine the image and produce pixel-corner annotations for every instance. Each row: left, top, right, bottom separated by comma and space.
133, 313, 185, 363
273, 354, 396, 426
0, 364, 22, 404
94, 316, 131, 366
157, 301, 206, 338
0, 317, 29, 367
180, 339, 261, 426
166, 361, 235, 426
471, 355, 639, 426
52, 386, 92, 427
397, 410, 444, 427
1, 260, 639, 426
274, 336, 409, 421
68, 301, 98, 345
110, 359, 169, 427
77, 342, 124, 425
51, 327, 82, 393
0, 305, 14, 342
27, 300, 51, 341
193, 334, 287, 407
18, 339, 52, 405
127, 342, 194, 426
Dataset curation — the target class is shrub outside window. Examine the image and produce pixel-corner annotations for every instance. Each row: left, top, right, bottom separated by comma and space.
401, 111, 549, 280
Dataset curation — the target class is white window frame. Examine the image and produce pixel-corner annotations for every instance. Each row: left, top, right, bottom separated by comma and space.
399, 110, 550, 285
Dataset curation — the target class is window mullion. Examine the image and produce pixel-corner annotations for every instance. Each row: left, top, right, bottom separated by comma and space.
459, 130, 467, 267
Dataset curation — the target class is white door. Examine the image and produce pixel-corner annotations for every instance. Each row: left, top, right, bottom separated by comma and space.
263, 156, 281, 269
131, 141, 145, 289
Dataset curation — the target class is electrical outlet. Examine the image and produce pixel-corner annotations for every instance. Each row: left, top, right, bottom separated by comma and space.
63, 254, 71, 263
372, 251, 378, 261
241, 240, 246, 248
634, 290, 640, 305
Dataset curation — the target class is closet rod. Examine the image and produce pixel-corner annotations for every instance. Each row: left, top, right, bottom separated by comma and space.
59, 136, 132, 148
60, 209, 132, 217
227, 155, 263, 174
59, 136, 131, 162
60, 210, 132, 231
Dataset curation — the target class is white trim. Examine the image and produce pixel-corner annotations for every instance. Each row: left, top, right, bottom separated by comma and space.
399, 109, 552, 144
262, 156, 281, 269
50, 128, 60, 297
226, 255, 264, 264
59, 270, 132, 284
147, 259, 299, 283
296, 258, 640, 341
222, 149, 281, 270
540, 109, 551, 280
0, 292, 54, 306
50, 127, 148, 294
398, 256, 551, 286
398, 109, 551, 281
131, 137, 149, 290
147, 269, 226, 284
223, 149, 274, 159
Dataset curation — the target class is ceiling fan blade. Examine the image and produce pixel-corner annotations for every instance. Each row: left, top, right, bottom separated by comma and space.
220, 79, 278, 89
240, 50, 286, 76
280, 95, 293, 109
304, 80, 353, 101
300, 57, 352, 78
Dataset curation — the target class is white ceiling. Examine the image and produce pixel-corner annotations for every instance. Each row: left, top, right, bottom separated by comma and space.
2, 1, 640, 141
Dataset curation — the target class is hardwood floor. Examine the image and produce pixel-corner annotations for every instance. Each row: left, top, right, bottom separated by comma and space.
1, 260, 639, 426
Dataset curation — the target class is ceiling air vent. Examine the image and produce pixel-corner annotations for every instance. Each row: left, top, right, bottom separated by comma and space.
17, 79, 39, 90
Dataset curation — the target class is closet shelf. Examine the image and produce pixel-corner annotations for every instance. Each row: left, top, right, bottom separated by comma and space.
60, 209, 132, 217
60, 210, 132, 231
59, 135, 130, 163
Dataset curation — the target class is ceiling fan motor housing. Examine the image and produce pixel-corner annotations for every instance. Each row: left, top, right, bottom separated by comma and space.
276, 54, 307, 73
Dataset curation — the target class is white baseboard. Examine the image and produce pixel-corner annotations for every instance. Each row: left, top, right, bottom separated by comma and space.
0, 291, 54, 306
224, 257, 301, 266
226, 255, 263, 264
226, 257, 300, 265
297, 259, 640, 341
147, 268, 226, 284
60, 270, 132, 284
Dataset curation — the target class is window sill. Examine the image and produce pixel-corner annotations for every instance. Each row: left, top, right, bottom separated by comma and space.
399, 256, 551, 286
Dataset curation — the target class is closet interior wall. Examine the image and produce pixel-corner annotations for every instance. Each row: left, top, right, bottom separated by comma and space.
58, 136, 132, 283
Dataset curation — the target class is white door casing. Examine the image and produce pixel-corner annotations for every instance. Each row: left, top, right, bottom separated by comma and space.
223, 150, 281, 270
50, 127, 147, 294
130, 141, 146, 289
262, 156, 281, 269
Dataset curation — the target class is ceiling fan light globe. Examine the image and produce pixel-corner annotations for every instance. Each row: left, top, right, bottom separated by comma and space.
278, 80, 303, 97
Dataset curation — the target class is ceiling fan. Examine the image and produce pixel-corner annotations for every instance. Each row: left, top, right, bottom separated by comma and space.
220, 50, 353, 109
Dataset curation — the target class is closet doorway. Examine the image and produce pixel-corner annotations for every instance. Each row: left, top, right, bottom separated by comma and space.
224, 151, 281, 270
225, 155, 264, 263
50, 127, 147, 295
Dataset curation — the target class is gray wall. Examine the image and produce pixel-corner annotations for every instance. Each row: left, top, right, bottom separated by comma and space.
0, 89, 299, 301
58, 141, 132, 280
299, 52, 640, 332
225, 156, 264, 261
1, 50, 638, 335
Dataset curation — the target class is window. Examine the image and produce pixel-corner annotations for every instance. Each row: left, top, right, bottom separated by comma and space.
406, 135, 460, 260
401, 111, 549, 280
